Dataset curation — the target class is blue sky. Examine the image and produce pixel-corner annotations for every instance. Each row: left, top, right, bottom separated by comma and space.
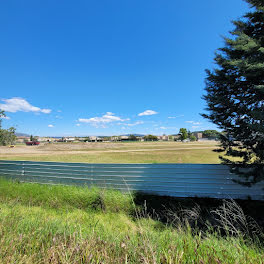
0, 0, 249, 136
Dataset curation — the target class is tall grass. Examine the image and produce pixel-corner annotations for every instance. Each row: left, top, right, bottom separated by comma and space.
0, 178, 263, 263
0, 178, 133, 213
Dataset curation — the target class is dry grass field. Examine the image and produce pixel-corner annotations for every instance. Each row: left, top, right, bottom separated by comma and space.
0, 141, 222, 163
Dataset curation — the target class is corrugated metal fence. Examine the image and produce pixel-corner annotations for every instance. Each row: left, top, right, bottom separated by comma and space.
0, 160, 263, 200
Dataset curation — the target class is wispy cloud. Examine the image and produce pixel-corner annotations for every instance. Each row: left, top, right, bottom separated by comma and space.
78, 112, 129, 128
186, 121, 201, 125
168, 115, 184, 119
138, 110, 158, 116
48, 124, 54, 128
155, 126, 178, 130
76, 123, 81, 127
126, 121, 144, 127
0, 98, 51, 114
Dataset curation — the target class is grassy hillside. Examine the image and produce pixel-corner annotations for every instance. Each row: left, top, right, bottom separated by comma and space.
0, 178, 263, 263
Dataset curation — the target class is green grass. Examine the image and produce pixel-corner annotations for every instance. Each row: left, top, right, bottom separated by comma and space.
0, 178, 263, 263
0, 178, 133, 213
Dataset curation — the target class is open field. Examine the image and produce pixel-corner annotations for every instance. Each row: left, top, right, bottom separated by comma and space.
0, 141, 222, 163
0, 178, 263, 263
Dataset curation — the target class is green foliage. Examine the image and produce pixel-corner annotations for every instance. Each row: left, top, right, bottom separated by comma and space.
202, 0, 264, 184
143, 134, 158, 141
128, 134, 137, 141
179, 128, 188, 141
203, 130, 221, 139
189, 134, 197, 141
0, 127, 16, 146
0, 111, 16, 146
30, 134, 38, 142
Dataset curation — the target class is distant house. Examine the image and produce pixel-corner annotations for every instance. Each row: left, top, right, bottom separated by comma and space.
89, 136, 103, 142
193, 132, 203, 139
38, 137, 56, 143
63, 137, 75, 142
102, 137, 111, 142
111, 136, 120, 142
158, 135, 169, 141
16, 136, 30, 143
171, 135, 181, 141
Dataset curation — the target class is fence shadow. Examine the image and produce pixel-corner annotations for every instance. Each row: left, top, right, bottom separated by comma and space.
132, 192, 264, 231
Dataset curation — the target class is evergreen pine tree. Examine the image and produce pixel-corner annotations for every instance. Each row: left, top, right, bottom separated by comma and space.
202, 0, 264, 185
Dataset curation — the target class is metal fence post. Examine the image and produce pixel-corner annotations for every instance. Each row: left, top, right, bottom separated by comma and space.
21, 161, 25, 180
91, 164, 94, 186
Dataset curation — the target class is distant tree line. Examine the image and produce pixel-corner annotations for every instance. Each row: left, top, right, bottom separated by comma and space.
178, 128, 221, 142
128, 134, 138, 141
143, 135, 158, 141
202, 130, 221, 139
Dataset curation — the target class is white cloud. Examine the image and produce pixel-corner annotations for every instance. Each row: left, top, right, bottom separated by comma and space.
160, 126, 167, 129
78, 112, 129, 128
138, 110, 158, 116
41, 109, 52, 114
76, 123, 81, 127
186, 121, 201, 125
192, 126, 200, 129
168, 115, 184, 119
0, 98, 51, 114
48, 124, 54, 128
126, 121, 144, 127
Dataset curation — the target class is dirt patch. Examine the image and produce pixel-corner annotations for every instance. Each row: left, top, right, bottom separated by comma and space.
37, 142, 127, 151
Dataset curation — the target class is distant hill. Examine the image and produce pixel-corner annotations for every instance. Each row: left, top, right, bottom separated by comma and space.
121, 134, 145, 137
15, 132, 30, 137
14, 134, 146, 138
96, 134, 145, 138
